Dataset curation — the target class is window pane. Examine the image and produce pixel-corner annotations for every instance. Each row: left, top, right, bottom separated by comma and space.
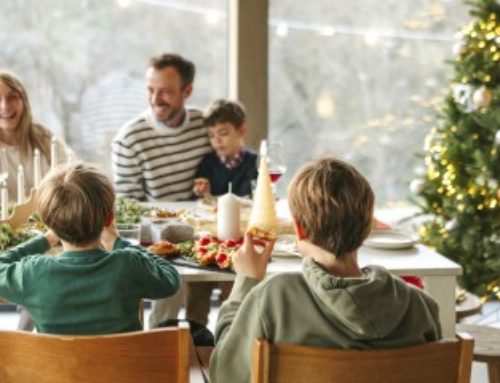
0, 0, 227, 174
269, 1, 468, 206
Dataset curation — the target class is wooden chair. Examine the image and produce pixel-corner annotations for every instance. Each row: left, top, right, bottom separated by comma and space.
252, 334, 474, 383
457, 323, 500, 383
0, 323, 190, 383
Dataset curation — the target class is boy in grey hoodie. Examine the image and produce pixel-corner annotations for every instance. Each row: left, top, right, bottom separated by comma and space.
209, 157, 442, 383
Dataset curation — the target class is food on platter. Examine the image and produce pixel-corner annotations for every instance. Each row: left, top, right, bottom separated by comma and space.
147, 207, 184, 219
0, 222, 38, 251
247, 154, 278, 233
114, 197, 153, 224
147, 240, 180, 257
179, 235, 243, 270
246, 225, 277, 241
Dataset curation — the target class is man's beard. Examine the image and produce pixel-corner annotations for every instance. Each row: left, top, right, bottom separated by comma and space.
155, 104, 181, 125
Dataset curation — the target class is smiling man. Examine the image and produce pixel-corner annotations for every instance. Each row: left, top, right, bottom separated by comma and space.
112, 53, 211, 202
111, 54, 212, 330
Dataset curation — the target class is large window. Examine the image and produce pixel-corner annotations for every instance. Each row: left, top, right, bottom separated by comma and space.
2, 0, 472, 206
0, 0, 227, 174
269, 1, 468, 206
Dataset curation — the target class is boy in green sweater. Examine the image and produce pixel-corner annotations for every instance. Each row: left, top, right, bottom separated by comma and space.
210, 157, 442, 383
0, 162, 180, 335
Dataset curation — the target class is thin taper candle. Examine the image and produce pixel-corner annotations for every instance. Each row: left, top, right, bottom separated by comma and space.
1, 181, 8, 219
50, 137, 58, 170
34, 148, 41, 188
17, 164, 25, 204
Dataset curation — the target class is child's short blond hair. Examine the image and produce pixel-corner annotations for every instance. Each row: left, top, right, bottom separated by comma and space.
37, 162, 115, 245
288, 157, 374, 258
203, 99, 246, 128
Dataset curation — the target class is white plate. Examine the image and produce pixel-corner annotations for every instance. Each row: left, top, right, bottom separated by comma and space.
273, 235, 301, 257
363, 229, 416, 250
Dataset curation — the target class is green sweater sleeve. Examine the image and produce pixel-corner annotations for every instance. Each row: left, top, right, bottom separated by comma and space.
210, 276, 263, 383
114, 237, 181, 299
0, 235, 49, 304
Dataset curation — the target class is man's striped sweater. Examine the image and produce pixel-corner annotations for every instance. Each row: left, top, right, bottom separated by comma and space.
111, 108, 211, 201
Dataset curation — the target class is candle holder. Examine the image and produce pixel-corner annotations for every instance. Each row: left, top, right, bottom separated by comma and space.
0, 188, 37, 230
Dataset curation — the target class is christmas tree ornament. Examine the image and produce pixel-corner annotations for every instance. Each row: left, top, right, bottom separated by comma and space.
487, 178, 498, 189
444, 218, 458, 231
410, 179, 424, 194
495, 130, 500, 145
452, 84, 476, 112
452, 40, 468, 56
472, 85, 493, 108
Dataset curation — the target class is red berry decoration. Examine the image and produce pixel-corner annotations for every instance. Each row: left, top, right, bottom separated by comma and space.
216, 252, 228, 264
199, 236, 211, 246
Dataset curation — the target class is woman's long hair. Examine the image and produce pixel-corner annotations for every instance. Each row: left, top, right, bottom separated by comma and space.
0, 70, 51, 161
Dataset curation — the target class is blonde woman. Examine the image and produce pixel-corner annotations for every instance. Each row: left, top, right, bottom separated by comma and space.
0, 70, 74, 331
0, 70, 73, 199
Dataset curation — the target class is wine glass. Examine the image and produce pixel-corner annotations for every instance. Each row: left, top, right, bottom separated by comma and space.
255, 140, 287, 198
266, 141, 287, 187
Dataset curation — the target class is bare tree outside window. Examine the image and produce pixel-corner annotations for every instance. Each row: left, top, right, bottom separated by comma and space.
269, 0, 469, 206
0, 0, 227, 174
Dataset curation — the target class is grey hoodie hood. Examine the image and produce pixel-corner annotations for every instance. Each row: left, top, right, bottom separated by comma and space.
302, 256, 441, 341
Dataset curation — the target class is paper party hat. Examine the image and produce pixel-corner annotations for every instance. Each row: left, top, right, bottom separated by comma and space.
248, 152, 278, 233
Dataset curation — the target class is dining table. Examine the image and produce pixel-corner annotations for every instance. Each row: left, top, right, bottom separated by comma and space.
154, 201, 462, 339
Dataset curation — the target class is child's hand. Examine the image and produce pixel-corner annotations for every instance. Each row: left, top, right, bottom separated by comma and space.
44, 230, 60, 248
232, 232, 275, 281
100, 225, 119, 251
193, 178, 211, 197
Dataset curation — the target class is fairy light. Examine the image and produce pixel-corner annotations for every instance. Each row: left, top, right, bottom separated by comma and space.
117, 0, 132, 8
205, 10, 221, 25
316, 91, 335, 119
276, 23, 289, 38
318, 26, 336, 37
364, 31, 380, 46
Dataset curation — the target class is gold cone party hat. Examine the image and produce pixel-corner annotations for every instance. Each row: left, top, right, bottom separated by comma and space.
248, 149, 278, 233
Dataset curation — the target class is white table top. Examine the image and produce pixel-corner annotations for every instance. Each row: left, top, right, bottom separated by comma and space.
174, 243, 461, 282
151, 201, 461, 281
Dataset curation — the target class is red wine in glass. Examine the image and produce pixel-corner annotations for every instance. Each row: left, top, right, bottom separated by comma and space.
269, 169, 283, 183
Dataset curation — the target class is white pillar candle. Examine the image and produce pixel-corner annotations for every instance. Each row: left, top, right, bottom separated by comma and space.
217, 187, 241, 241
1, 180, 8, 219
17, 164, 25, 204
33, 148, 41, 188
50, 137, 58, 170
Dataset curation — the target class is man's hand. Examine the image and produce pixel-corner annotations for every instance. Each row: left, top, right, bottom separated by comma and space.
232, 232, 275, 281
44, 230, 60, 248
193, 178, 211, 197
100, 225, 119, 252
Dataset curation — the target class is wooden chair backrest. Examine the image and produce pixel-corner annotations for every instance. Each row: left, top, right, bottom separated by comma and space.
252, 333, 474, 383
0, 323, 190, 383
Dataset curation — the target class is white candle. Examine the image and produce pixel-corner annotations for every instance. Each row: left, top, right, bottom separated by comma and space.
50, 137, 58, 170
17, 164, 25, 204
217, 187, 241, 241
33, 148, 41, 188
260, 139, 267, 157
1, 180, 8, 219
66, 149, 74, 164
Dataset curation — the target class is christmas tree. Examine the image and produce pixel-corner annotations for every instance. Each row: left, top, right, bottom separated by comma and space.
413, 0, 500, 296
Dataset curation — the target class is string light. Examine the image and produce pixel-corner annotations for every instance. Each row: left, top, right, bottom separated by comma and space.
117, 0, 133, 8
205, 10, 221, 26
129, 0, 458, 44
276, 23, 289, 38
